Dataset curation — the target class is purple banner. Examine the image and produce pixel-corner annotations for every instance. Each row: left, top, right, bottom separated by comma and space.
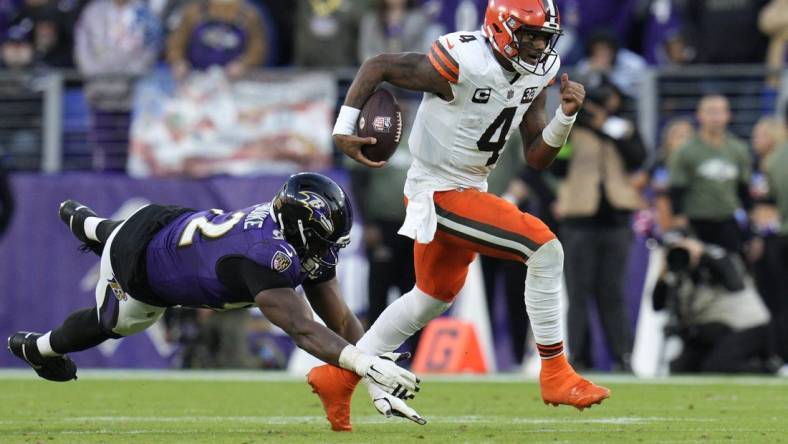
0, 171, 350, 368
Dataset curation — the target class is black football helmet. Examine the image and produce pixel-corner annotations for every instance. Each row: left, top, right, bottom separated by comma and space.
271, 173, 352, 271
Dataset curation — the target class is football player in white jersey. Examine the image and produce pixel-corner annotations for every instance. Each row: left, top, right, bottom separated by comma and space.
308, 0, 610, 431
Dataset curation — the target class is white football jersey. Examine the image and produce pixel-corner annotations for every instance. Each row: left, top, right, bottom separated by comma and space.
407, 30, 560, 192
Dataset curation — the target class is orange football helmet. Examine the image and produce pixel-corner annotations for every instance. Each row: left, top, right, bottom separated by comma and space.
483, 0, 562, 76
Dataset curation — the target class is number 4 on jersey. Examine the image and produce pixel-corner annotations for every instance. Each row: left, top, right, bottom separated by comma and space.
477, 107, 517, 166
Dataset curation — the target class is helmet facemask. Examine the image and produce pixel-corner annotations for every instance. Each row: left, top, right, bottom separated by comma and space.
274, 204, 350, 269
494, 15, 561, 76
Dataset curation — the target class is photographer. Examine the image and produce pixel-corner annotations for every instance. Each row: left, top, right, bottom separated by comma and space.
653, 232, 775, 374
555, 75, 647, 370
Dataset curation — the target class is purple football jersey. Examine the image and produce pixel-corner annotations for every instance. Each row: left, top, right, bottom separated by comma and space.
144, 203, 304, 309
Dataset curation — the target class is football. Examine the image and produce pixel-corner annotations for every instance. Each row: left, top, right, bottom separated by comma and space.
357, 88, 403, 162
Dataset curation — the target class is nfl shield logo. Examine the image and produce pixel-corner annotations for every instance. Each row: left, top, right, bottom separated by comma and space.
373, 116, 392, 133
507, 90, 514, 100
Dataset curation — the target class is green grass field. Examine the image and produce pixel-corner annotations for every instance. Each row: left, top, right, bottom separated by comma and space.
0, 371, 786, 443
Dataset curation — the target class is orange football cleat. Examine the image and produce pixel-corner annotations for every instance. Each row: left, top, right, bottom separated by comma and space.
307, 364, 361, 431
539, 354, 611, 411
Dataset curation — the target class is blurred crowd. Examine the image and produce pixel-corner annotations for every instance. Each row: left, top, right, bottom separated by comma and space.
0, 0, 787, 373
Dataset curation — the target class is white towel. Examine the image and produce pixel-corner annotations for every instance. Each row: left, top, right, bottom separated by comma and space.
397, 190, 437, 243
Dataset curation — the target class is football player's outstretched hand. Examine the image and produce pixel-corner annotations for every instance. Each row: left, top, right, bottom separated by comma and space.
333, 134, 386, 168
559, 73, 585, 116
368, 380, 427, 425
357, 352, 421, 399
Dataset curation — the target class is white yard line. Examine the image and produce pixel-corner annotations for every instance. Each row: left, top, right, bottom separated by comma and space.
0, 369, 785, 385
1, 415, 717, 426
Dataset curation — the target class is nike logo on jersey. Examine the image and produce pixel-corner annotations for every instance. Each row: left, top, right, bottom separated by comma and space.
446, 39, 455, 50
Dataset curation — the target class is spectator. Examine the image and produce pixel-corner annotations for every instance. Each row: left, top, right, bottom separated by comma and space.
668, 94, 752, 254
358, 0, 438, 62
745, 117, 781, 300
293, 0, 362, 68
0, 0, 17, 43
166, 0, 267, 80
27, 3, 76, 67
751, 116, 785, 176
761, 110, 788, 361
759, 0, 788, 89
651, 118, 695, 233
0, 19, 34, 70
575, 29, 647, 98
13, 0, 84, 68
638, 0, 693, 65
0, 20, 43, 168
653, 233, 774, 374
75, 0, 160, 171
749, 117, 784, 286
555, 77, 647, 371
561, 0, 638, 44
683, 0, 770, 64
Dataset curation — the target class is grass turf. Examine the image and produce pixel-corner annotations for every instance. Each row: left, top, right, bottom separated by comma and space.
0, 372, 786, 443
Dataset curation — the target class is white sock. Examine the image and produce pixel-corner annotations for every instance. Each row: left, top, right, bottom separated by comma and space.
356, 285, 452, 355
83, 217, 105, 242
36, 331, 60, 357
524, 239, 564, 346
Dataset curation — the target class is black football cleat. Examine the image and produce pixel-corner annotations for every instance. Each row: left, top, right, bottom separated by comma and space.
58, 199, 102, 255
8, 332, 77, 382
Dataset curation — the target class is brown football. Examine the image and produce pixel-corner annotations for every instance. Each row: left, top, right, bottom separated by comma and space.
357, 88, 403, 162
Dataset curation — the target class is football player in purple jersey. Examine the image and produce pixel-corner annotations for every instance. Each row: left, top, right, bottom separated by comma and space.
8, 173, 420, 403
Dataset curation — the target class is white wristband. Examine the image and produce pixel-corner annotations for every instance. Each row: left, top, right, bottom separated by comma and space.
541, 106, 577, 148
338, 344, 368, 376
332, 105, 361, 136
